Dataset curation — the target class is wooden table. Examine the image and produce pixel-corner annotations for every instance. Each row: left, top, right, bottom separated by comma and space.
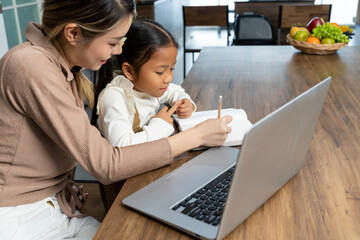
94, 46, 360, 239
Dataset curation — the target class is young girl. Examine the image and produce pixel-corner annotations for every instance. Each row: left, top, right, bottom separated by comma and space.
96, 19, 196, 147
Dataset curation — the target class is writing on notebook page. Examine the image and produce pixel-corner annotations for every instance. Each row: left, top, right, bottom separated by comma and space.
173, 108, 252, 146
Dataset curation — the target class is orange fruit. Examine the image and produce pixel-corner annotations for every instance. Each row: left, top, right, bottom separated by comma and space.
290, 26, 308, 38
290, 26, 300, 37
340, 25, 350, 33
306, 36, 321, 44
331, 22, 340, 28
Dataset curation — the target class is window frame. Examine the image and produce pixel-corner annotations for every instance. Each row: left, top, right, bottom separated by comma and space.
2, 0, 42, 47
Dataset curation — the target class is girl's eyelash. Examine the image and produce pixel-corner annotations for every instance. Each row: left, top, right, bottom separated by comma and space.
156, 68, 175, 74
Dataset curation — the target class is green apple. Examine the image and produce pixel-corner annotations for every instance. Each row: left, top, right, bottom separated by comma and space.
321, 38, 335, 44
293, 30, 309, 41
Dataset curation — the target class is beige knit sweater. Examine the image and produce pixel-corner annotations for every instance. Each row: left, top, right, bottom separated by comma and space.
0, 22, 173, 208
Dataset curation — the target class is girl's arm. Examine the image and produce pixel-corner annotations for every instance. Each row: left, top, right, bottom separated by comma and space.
98, 88, 174, 146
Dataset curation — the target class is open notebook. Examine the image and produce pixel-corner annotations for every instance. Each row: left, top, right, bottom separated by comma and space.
173, 108, 253, 146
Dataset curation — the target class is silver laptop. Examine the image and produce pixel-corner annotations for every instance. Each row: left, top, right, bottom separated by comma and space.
122, 77, 331, 240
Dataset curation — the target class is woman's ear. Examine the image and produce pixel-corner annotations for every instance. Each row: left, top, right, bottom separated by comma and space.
63, 23, 83, 46
122, 63, 136, 81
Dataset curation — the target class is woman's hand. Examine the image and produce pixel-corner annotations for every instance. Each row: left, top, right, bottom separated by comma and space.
153, 103, 178, 125
194, 115, 233, 147
168, 115, 233, 157
174, 98, 194, 118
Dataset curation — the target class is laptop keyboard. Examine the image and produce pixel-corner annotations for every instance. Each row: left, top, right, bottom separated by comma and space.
171, 165, 236, 226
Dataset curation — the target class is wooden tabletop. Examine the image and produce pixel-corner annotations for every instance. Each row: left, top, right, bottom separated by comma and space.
94, 46, 360, 239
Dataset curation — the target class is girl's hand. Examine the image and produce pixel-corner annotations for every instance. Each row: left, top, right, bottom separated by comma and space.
174, 98, 194, 119
153, 103, 178, 126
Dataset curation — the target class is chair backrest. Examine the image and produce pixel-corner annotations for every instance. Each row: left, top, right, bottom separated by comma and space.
182, 5, 230, 77
183, 5, 229, 27
233, 14, 275, 45
278, 4, 331, 44
234, 1, 314, 44
279, 4, 332, 28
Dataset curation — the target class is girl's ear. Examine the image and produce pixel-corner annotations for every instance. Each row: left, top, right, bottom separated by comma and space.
122, 63, 136, 81
63, 23, 83, 46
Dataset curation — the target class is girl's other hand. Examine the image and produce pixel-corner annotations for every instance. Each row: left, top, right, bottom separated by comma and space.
174, 98, 194, 119
153, 103, 178, 126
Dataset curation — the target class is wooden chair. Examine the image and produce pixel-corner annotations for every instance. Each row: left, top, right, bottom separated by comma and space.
183, 5, 229, 77
278, 4, 332, 45
234, 1, 315, 44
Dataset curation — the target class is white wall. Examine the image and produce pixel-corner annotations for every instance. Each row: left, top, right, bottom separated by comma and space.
315, 0, 358, 25
0, 12, 9, 58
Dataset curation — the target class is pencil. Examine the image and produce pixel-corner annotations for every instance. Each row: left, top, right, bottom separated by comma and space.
218, 95, 222, 118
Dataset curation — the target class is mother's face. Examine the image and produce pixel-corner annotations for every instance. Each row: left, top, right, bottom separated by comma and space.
63, 14, 133, 71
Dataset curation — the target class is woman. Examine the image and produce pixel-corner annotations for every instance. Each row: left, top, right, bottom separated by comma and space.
0, 0, 232, 239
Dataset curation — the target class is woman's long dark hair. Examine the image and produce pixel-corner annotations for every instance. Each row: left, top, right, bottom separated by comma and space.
91, 19, 178, 126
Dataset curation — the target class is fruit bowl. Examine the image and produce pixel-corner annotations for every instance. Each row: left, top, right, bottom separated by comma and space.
287, 34, 347, 55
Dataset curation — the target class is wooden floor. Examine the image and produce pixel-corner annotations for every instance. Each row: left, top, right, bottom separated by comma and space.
78, 182, 106, 222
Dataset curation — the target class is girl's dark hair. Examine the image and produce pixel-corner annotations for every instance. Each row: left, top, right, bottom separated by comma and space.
91, 19, 178, 126
91, 60, 113, 126
118, 19, 178, 73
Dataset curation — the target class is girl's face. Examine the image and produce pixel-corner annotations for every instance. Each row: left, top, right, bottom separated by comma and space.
66, 15, 133, 71
131, 45, 177, 98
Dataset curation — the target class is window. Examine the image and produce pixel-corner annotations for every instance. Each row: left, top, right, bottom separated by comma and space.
2, 0, 42, 49
315, 0, 358, 25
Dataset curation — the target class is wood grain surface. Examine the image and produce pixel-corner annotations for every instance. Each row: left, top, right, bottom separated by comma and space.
94, 46, 360, 240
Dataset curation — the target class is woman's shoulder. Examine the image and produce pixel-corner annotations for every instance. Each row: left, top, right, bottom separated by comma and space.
1, 42, 62, 78
0, 43, 71, 103
5, 42, 56, 63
